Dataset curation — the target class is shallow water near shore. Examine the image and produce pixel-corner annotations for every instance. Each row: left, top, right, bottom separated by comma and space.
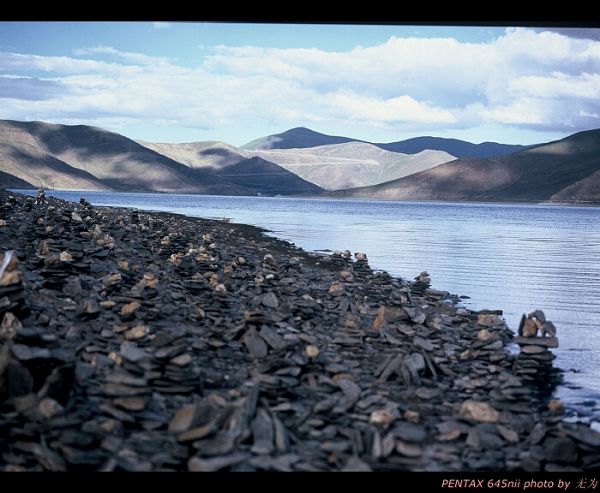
15, 190, 600, 421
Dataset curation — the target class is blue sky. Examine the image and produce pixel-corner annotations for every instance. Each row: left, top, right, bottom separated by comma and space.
1, 22, 599, 146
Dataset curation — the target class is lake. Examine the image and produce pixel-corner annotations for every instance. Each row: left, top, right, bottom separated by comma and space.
15, 190, 600, 422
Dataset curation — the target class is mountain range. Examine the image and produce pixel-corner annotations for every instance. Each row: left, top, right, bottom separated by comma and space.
242, 127, 530, 158
0, 120, 322, 196
327, 129, 600, 203
1, 119, 598, 203
140, 138, 456, 190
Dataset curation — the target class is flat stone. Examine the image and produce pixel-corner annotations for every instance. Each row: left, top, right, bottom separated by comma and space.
393, 422, 427, 443
459, 400, 500, 423
544, 437, 579, 464
37, 397, 64, 419
169, 401, 220, 434
521, 346, 548, 354
11, 344, 52, 360
258, 326, 286, 351
251, 408, 274, 455
336, 378, 361, 411
243, 328, 268, 358
477, 314, 502, 327
342, 456, 372, 472
416, 387, 440, 400
188, 453, 249, 472
414, 337, 434, 352
120, 301, 141, 318
395, 440, 422, 457
119, 342, 149, 363
170, 353, 192, 367
113, 397, 147, 411
514, 336, 558, 348
261, 292, 279, 309
125, 324, 150, 341
370, 409, 396, 428
497, 424, 519, 443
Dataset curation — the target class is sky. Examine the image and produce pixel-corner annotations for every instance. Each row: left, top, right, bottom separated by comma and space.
1, 22, 600, 146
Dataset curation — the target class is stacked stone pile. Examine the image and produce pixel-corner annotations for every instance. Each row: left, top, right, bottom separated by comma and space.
513, 310, 561, 393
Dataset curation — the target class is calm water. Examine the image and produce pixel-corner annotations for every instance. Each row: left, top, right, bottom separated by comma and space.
16, 190, 600, 421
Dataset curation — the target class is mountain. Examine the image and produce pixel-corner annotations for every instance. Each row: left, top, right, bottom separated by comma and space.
327, 129, 600, 203
137, 141, 323, 195
241, 127, 356, 150
242, 127, 532, 158
0, 120, 322, 196
378, 136, 530, 158
0, 170, 34, 189
0, 120, 251, 194
244, 142, 455, 190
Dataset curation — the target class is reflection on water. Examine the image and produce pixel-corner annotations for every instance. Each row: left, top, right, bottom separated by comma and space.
16, 190, 600, 420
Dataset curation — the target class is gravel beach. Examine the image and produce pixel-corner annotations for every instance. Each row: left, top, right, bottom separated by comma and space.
1, 189, 599, 472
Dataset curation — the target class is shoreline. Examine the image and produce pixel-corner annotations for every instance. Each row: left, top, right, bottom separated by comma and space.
10, 188, 600, 209
1, 189, 599, 471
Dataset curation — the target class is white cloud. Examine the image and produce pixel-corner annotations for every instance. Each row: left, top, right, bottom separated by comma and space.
329, 92, 457, 124
152, 22, 171, 30
1, 27, 600, 139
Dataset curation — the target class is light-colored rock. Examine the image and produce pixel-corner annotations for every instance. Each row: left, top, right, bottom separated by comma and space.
328, 281, 344, 296
125, 324, 149, 341
521, 345, 547, 354
120, 301, 141, 318
521, 317, 538, 337
170, 353, 192, 367
477, 314, 502, 327
370, 409, 395, 428
1, 312, 22, 341
547, 399, 563, 412
459, 400, 500, 423
305, 345, 319, 359
37, 398, 64, 420
477, 329, 492, 341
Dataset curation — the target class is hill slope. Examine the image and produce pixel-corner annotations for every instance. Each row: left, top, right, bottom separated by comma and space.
242, 127, 531, 158
0, 120, 256, 194
245, 142, 455, 190
327, 129, 600, 203
137, 140, 324, 195
0, 170, 34, 189
378, 136, 530, 158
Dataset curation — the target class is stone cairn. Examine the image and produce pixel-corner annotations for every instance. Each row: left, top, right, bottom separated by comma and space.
513, 310, 561, 395
34, 187, 47, 205
410, 271, 431, 297
0, 250, 27, 323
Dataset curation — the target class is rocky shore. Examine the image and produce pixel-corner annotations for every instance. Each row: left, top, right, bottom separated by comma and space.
1, 189, 599, 472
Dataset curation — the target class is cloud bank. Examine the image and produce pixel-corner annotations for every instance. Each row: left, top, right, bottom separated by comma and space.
1, 27, 599, 140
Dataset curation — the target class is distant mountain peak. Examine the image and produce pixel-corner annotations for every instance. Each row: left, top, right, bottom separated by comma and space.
241, 127, 358, 151
242, 127, 533, 158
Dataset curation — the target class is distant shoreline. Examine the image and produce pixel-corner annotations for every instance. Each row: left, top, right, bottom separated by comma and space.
9, 188, 600, 209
